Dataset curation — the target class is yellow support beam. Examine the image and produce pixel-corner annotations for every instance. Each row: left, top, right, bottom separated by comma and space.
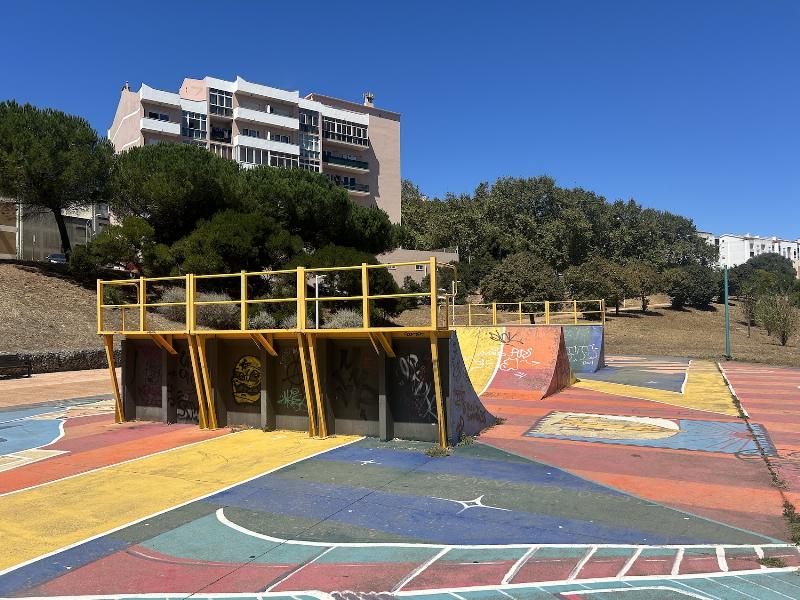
103, 334, 123, 424
306, 334, 328, 438
139, 277, 146, 332
250, 332, 278, 357
361, 263, 370, 328
296, 333, 317, 437
429, 257, 437, 328
429, 332, 447, 448
151, 333, 178, 356
187, 335, 209, 429
196, 335, 218, 429
373, 331, 395, 358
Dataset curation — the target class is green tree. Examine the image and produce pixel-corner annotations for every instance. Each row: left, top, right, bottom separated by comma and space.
564, 257, 628, 314
729, 253, 795, 295
109, 143, 242, 245
0, 101, 113, 258
756, 294, 798, 346
663, 265, 717, 309
624, 259, 660, 312
480, 252, 565, 304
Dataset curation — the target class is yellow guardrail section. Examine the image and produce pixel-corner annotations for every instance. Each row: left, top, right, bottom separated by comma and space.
450, 299, 606, 327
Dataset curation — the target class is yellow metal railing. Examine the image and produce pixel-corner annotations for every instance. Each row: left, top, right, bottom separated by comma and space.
97, 258, 452, 335
450, 299, 606, 327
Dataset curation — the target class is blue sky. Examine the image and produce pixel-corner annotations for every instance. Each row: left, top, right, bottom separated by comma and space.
2, 1, 798, 237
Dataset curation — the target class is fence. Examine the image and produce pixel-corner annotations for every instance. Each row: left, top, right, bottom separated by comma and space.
450, 300, 605, 327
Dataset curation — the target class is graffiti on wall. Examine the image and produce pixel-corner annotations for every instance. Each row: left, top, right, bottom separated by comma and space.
562, 325, 605, 374
167, 345, 199, 423
448, 333, 494, 443
391, 346, 438, 423
232, 355, 261, 404
134, 343, 161, 407
330, 346, 378, 421
277, 347, 307, 415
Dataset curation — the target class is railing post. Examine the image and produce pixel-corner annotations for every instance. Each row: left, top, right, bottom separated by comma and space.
545, 301, 550, 325
518, 301, 523, 324
296, 267, 306, 330
139, 276, 146, 332
468, 303, 472, 327
240, 270, 247, 331
601, 299, 606, 325
185, 274, 192, 333
492, 302, 497, 326
96, 279, 103, 333
361, 263, 370, 329
429, 258, 437, 329
573, 300, 578, 324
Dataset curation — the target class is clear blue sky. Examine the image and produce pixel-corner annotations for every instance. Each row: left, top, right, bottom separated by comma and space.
2, 1, 798, 237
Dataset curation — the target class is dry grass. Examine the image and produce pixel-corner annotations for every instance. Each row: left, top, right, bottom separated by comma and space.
605, 301, 800, 368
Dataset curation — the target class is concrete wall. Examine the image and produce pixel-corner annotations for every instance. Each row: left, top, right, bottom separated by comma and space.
378, 248, 459, 286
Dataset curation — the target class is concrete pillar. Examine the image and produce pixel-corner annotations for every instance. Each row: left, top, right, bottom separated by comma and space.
378, 348, 393, 441
161, 346, 169, 423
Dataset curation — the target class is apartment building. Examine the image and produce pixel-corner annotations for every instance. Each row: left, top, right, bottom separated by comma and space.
108, 76, 401, 223
377, 248, 460, 286
700, 231, 800, 276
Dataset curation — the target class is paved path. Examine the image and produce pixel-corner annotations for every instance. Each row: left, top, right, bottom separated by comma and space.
0, 368, 115, 408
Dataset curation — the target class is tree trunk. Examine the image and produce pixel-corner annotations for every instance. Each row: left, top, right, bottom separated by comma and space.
615, 301, 620, 315
52, 209, 72, 259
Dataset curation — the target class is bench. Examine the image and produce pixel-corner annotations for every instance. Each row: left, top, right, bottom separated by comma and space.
0, 355, 32, 378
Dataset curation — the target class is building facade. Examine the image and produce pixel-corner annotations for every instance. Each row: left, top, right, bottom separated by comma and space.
0, 199, 110, 261
108, 76, 401, 223
377, 248, 460, 286
699, 231, 800, 277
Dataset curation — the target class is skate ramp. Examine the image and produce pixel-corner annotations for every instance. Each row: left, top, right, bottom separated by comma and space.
455, 326, 575, 404
562, 324, 605, 373
447, 332, 496, 444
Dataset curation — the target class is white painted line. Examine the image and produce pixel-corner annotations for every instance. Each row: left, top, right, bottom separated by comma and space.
672, 547, 685, 575
0, 435, 364, 578
716, 546, 728, 572
264, 546, 335, 592
617, 546, 643, 577
501, 545, 538, 584
392, 546, 451, 592
561, 587, 712, 599
568, 545, 597, 581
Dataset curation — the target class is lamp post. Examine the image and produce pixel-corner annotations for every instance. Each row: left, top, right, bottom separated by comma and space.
723, 265, 731, 360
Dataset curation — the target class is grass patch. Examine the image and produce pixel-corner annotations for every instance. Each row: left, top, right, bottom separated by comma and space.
758, 557, 788, 568
457, 434, 474, 446
424, 446, 451, 458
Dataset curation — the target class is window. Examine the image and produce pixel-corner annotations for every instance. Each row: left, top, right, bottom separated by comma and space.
209, 88, 233, 116
322, 117, 369, 146
270, 151, 299, 169
299, 157, 320, 172
181, 111, 207, 139
147, 111, 169, 122
415, 265, 425, 272
271, 132, 290, 144
242, 128, 261, 138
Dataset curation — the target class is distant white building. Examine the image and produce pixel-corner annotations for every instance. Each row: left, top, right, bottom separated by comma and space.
699, 231, 800, 277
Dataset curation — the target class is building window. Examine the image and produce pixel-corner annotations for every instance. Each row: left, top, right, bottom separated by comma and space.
270, 151, 299, 169
299, 109, 319, 132
209, 88, 233, 116
300, 133, 319, 158
147, 111, 169, 122
181, 111, 207, 139
271, 132, 291, 144
210, 143, 232, 160
242, 128, 261, 138
322, 117, 369, 146
299, 157, 320, 172
415, 265, 425, 272
210, 126, 231, 144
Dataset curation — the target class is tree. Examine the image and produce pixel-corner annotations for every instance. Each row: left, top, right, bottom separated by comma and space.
729, 253, 795, 296
563, 257, 628, 314
480, 252, 565, 304
624, 259, 660, 311
109, 143, 242, 245
757, 294, 798, 346
663, 265, 717, 309
0, 101, 113, 258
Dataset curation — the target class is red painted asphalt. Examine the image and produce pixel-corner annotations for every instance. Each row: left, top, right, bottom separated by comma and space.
1, 414, 228, 494
723, 361, 800, 509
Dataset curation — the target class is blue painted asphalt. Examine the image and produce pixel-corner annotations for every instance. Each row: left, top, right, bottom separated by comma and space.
0, 418, 62, 455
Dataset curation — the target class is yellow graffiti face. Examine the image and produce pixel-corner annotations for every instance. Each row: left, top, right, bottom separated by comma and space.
232, 355, 262, 404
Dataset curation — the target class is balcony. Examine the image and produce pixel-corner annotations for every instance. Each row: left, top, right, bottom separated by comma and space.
140, 117, 180, 137
322, 130, 369, 150
234, 106, 298, 131
323, 152, 368, 172
233, 135, 299, 156
139, 84, 180, 107
210, 127, 232, 144
331, 179, 369, 195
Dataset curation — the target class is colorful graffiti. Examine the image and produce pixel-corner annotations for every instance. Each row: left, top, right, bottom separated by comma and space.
391, 345, 438, 423
232, 355, 261, 404
277, 345, 307, 415
562, 324, 605, 373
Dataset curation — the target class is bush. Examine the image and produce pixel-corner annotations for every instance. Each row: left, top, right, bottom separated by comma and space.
194, 291, 239, 329
322, 309, 364, 329
280, 313, 297, 329
663, 265, 716, 309
624, 259, 660, 312
247, 310, 276, 330
155, 287, 188, 323
563, 256, 627, 314
480, 252, 564, 303
757, 294, 798, 345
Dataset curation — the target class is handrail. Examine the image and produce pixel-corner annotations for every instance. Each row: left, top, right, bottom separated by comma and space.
450, 299, 605, 327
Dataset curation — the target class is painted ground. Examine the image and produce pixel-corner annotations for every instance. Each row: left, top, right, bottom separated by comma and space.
1, 356, 799, 598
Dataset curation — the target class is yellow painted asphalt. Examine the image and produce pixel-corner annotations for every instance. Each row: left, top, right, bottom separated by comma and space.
574, 360, 738, 416
454, 327, 502, 394
0, 429, 358, 571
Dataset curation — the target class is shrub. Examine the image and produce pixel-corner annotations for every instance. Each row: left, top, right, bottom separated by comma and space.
757, 294, 798, 346
663, 265, 716, 309
623, 259, 660, 312
564, 256, 627, 314
322, 308, 364, 329
481, 252, 564, 303
194, 291, 238, 329
247, 310, 276, 330
155, 287, 189, 323
280, 313, 297, 329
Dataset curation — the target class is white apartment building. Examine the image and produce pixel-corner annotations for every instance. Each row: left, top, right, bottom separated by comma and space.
699, 231, 800, 276
108, 76, 401, 223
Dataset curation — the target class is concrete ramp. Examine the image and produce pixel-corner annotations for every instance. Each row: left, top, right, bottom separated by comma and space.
447, 332, 496, 444
455, 326, 575, 404
562, 324, 605, 373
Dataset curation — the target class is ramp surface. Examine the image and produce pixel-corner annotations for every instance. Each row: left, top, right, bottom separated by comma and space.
562, 324, 605, 373
455, 326, 574, 404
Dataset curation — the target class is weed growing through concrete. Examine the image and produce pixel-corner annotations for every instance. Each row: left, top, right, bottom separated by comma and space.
758, 557, 788, 568
424, 446, 451, 458
457, 434, 474, 446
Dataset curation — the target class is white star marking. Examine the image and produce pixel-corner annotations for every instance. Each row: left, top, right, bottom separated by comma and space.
432, 495, 511, 514
358, 459, 379, 466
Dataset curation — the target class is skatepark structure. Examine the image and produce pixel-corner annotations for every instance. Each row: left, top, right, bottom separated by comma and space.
97, 258, 605, 446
